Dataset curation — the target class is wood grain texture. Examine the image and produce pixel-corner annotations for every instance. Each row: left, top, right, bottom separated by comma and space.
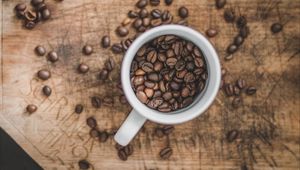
1, 0, 300, 169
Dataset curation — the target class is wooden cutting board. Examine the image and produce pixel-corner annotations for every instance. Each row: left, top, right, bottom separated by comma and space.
1, 0, 299, 169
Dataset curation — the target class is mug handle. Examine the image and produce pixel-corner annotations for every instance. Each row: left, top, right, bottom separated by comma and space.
114, 109, 147, 146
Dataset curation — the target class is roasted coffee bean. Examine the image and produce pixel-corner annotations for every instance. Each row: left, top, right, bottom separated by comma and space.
86, 117, 97, 128
24, 10, 37, 21
271, 23, 283, 33
91, 96, 101, 108
124, 144, 134, 156
118, 149, 127, 161
141, 62, 154, 72
151, 9, 162, 19
184, 73, 195, 83
227, 44, 238, 54
232, 96, 242, 108
36, 3, 47, 12
101, 36, 110, 48
137, 26, 146, 32
142, 18, 151, 27
133, 18, 143, 30
144, 88, 154, 98
136, 0, 148, 8
111, 43, 123, 54
15, 3, 27, 12
78, 63, 89, 74
133, 76, 145, 86
170, 81, 180, 91
236, 16, 247, 28
159, 147, 173, 159
182, 97, 193, 107
224, 84, 234, 96
239, 26, 249, 38
226, 129, 239, 142
42, 85, 52, 96
82, 45, 93, 55
78, 160, 90, 170
26, 104, 37, 113
24, 21, 36, 29
122, 18, 132, 26
90, 128, 99, 138
35, 45, 46, 56
163, 125, 174, 135
139, 9, 148, 18
206, 28, 218, 37
236, 79, 246, 89
216, 0, 226, 9
147, 97, 164, 108
154, 61, 163, 71
41, 8, 51, 20
178, 6, 189, 18
164, 0, 173, 5
31, 0, 44, 6
105, 58, 115, 71
166, 58, 177, 66
150, 19, 162, 27
224, 9, 235, 22
233, 86, 241, 96
155, 127, 165, 137
116, 26, 129, 37
150, 0, 160, 6
148, 73, 160, 82
136, 91, 148, 103
162, 92, 172, 101
246, 86, 257, 95
175, 60, 185, 71
35, 11, 42, 23
99, 69, 109, 80
128, 10, 139, 18
75, 104, 83, 114
47, 51, 58, 62
99, 131, 109, 142
146, 50, 157, 63
176, 70, 187, 79
37, 69, 51, 80
153, 90, 162, 98
234, 35, 244, 46
181, 87, 190, 97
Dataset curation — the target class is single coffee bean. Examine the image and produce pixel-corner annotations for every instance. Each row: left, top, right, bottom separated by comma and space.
226, 129, 239, 142
246, 86, 257, 95
122, 18, 132, 26
133, 76, 145, 86
42, 85, 52, 96
166, 58, 177, 66
150, 19, 162, 27
206, 28, 218, 37
236, 79, 246, 89
31, 0, 44, 6
147, 97, 163, 108
86, 117, 97, 128
164, 0, 173, 6
128, 10, 139, 18
139, 9, 148, 18
37, 69, 51, 80
181, 87, 190, 97
142, 18, 151, 27
236, 16, 247, 28
99, 131, 109, 142
154, 61, 163, 71
135, 69, 146, 76
151, 9, 162, 19
216, 0, 226, 9
136, 0, 148, 8
24, 21, 36, 29
182, 97, 193, 107
162, 92, 172, 101
41, 8, 51, 20
118, 149, 128, 161
224, 9, 235, 22
75, 104, 83, 114
184, 73, 195, 83
159, 147, 173, 159
78, 63, 89, 74
155, 127, 165, 137
91, 96, 101, 108
271, 23, 283, 33
78, 160, 90, 170
82, 45, 93, 55
170, 81, 180, 91
186, 62, 195, 71
101, 36, 110, 48
90, 128, 99, 138
15, 3, 27, 12
35, 3, 47, 12
224, 84, 234, 96
162, 125, 174, 135
144, 88, 154, 98
227, 44, 238, 54
116, 26, 129, 37
124, 144, 134, 156
233, 86, 241, 96
146, 50, 158, 63
35, 45, 46, 56
178, 7, 189, 18
24, 10, 37, 21
136, 91, 148, 103
26, 104, 37, 113
150, 0, 160, 6
111, 43, 123, 54
105, 58, 115, 71
99, 69, 109, 80
234, 35, 244, 46
232, 96, 242, 108
148, 73, 160, 82
239, 26, 250, 38
47, 51, 59, 62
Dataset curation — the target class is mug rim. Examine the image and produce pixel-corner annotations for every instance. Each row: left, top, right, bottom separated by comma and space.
121, 25, 221, 124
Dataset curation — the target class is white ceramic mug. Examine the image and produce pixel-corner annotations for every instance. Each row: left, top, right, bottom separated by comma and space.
114, 25, 221, 146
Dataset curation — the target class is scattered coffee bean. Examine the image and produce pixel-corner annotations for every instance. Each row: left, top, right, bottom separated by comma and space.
99, 69, 109, 80
122, 18, 132, 26
234, 35, 244, 46
233, 86, 241, 96
15, 3, 27, 12
31, 0, 44, 6
82, 45, 93, 55
271, 23, 283, 33
128, 10, 139, 18
232, 96, 242, 108
111, 43, 123, 54
78, 63, 89, 74
178, 7, 189, 18
151, 9, 162, 19
118, 149, 128, 161
24, 21, 36, 29
101, 36, 110, 48
236, 16, 247, 28
37, 69, 51, 80
163, 125, 174, 135
99, 131, 109, 142
206, 28, 218, 37
216, 0, 226, 9
91, 96, 101, 108
159, 147, 173, 159
164, 0, 173, 5
42, 85, 52, 96
150, 0, 160, 6
139, 9, 148, 18
26, 104, 37, 113
239, 26, 249, 38
136, 0, 148, 8
47, 51, 59, 62
150, 19, 162, 27
75, 104, 84, 114
142, 18, 151, 27
226, 129, 239, 142
236, 79, 246, 89
78, 160, 90, 170
41, 8, 51, 20
246, 86, 257, 95
35, 45, 46, 56
224, 84, 234, 96
90, 128, 99, 138
224, 9, 235, 22
227, 44, 238, 54
116, 26, 129, 37
104, 58, 115, 71
86, 117, 97, 128
24, 10, 37, 21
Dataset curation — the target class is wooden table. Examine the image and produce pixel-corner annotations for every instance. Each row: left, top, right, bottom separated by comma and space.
1, 0, 299, 169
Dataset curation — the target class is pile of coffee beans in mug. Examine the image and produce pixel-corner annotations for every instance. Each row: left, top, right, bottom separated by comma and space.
130, 35, 208, 112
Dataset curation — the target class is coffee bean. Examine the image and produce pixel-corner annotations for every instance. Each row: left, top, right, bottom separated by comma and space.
158, 104, 171, 112
164, 0, 173, 5
101, 36, 110, 48
186, 62, 195, 71
41, 8, 51, 20
144, 88, 154, 98
35, 45, 46, 56
176, 70, 187, 79
111, 43, 123, 54
142, 18, 151, 27
159, 147, 173, 159
236, 16, 247, 28
239, 26, 249, 38
26, 104, 37, 113
146, 50, 157, 63
271, 23, 283, 33
86, 117, 97, 128
37, 69, 51, 80
193, 47, 202, 57
216, 0, 226, 9
162, 10, 173, 22
178, 7, 189, 18
233, 86, 241, 96
35, 11, 42, 23
227, 44, 238, 54
91, 96, 101, 108
136, 0, 148, 8
116, 26, 129, 37
232, 96, 242, 108
35, 3, 47, 12
226, 129, 239, 142
42, 85, 52, 96
82, 45, 93, 55
181, 87, 190, 97
224, 9, 235, 22
75, 104, 83, 114
99, 131, 109, 142
234, 35, 244, 46
206, 28, 218, 37
136, 91, 148, 103
24, 21, 35, 29
184, 73, 195, 83
147, 97, 164, 109
133, 76, 145, 86
139, 9, 148, 18
124, 144, 134, 156
170, 81, 180, 91
182, 97, 193, 107
155, 127, 164, 137
24, 10, 37, 21
122, 18, 132, 26
166, 58, 177, 66
224, 84, 234, 96
90, 128, 99, 138
47, 51, 58, 62
128, 10, 139, 18
246, 86, 257, 95
118, 149, 127, 161
78, 160, 90, 170
150, 19, 162, 27
162, 92, 172, 101
151, 9, 162, 19
150, 0, 160, 6
78, 63, 89, 74
99, 69, 109, 80
15, 3, 27, 12
105, 58, 115, 72
236, 79, 246, 89
163, 125, 174, 135
148, 73, 160, 82
154, 61, 163, 71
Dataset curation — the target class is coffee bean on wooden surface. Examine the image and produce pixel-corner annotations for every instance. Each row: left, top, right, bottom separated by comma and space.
239, 26, 249, 38
116, 26, 129, 37
86, 117, 97, 128
164, 0, 173, 5
41, 8, 51, 20
227, 44, 238, 54
111, 43, 123, 54
226, 129, 239, 142
35, 11, 42, 23
236, 16, 247, 28
105, 58, 115, 71
155, 127, 165, 138
99, 131, 109, 142
91, 96, 101, 108
15, 3, 27, 12
246, 86, 257, 95
78, 160, 90, 170
82, 45, 93, 55
136, 0, 148, 8
233, 86, 240, 96
271, 23, 283, 33
178, 7, 189, 18
31, 0, 44, 6
78, 63, 89, 74
118, 149, 128, 161
206, 28, 218, 37
159, 147, 173, 159
99, 69, 109, 80
124, 144, 134, 156
35, 45, 46, 56
37, 69, 51, 80
234, 35, 244, 46
224, 84, 234, 96
75, 104, 83, 114
236, 79, 246, 89
163, 125, 174, 135
42, 85, 52, 96
150, 0, 160, 6
47, 51, 59, 62
24, 10, 37, 21
224, 9, 235, 22
26, 104, 37, 113
90, 128, 99, 138
139, 9, 148, 18
232, 96, 242, 108
151, 9, 162, 19
101, 35, 110, 48
24, 21, 36, 29
122, 18, 132, 26
215, 0, 226, 9
128, 10, 139, 18
35, 3, 47, 12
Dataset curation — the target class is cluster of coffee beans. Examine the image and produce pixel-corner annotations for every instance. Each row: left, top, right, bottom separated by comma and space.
115, 143, 134, 161
130, 35, 207, 112
14, 0, 56, 29
86, 117, 110, 143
